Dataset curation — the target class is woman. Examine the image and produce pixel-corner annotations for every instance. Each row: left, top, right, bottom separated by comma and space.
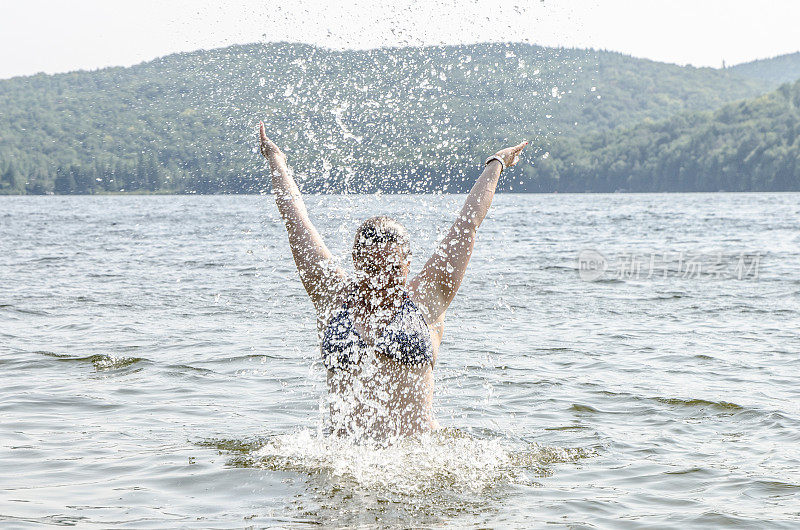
259, 122, 527, 441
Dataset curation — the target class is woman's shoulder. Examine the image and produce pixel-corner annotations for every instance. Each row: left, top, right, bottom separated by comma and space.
404, 290, 445, 349
406, 286, 445, 329
317, 275, 356, 316
315, 277, 355, 337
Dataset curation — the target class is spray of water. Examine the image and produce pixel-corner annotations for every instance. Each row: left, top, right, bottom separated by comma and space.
203, 428, 591, 502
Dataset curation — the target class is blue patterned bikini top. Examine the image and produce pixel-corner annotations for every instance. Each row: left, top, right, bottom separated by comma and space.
321, 286, 433, 371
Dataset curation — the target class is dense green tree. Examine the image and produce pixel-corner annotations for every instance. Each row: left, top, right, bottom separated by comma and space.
530, 80, 800, 192
53, 167, 76, 194
0, 163, 25, 192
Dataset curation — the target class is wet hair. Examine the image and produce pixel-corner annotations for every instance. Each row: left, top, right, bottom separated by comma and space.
352, 216, 411, 266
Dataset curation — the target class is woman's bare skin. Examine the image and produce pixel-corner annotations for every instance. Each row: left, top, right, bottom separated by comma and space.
259, 122, 526, 439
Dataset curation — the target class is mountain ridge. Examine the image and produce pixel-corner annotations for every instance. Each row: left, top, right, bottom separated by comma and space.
0, 41, 794, 194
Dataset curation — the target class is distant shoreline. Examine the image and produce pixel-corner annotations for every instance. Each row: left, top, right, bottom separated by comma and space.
3, 190, 799, 197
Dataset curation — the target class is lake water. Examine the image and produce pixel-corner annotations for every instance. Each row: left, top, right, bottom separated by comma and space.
1, 193, 799, 528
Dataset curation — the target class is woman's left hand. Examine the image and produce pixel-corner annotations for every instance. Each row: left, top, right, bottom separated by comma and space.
493, 140, 529, 168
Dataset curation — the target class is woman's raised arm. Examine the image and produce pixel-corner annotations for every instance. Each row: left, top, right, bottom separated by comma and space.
259, 122, 347, 311
410, 141, 528, 324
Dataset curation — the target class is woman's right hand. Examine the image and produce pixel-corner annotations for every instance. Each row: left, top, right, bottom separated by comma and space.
259, 122, 287, 166
493, 140, 529, 168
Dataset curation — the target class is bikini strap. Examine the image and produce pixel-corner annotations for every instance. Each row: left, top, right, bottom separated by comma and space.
341, 282, 358, 309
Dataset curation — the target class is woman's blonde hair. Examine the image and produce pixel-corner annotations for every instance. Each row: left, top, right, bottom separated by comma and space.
352, 216, 410, 262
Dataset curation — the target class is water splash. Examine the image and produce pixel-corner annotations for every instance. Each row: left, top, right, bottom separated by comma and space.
203, 428, 591, 499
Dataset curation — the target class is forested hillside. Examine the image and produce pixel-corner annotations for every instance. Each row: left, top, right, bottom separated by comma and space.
731, 52, 800, 87
519, 80, 800, 192
0, 41, 775, 194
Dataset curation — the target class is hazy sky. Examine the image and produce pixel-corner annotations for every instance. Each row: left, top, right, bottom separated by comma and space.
1, 0, 799, 79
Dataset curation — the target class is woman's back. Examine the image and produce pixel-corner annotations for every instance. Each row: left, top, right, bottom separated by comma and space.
321, 282, 438, 440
